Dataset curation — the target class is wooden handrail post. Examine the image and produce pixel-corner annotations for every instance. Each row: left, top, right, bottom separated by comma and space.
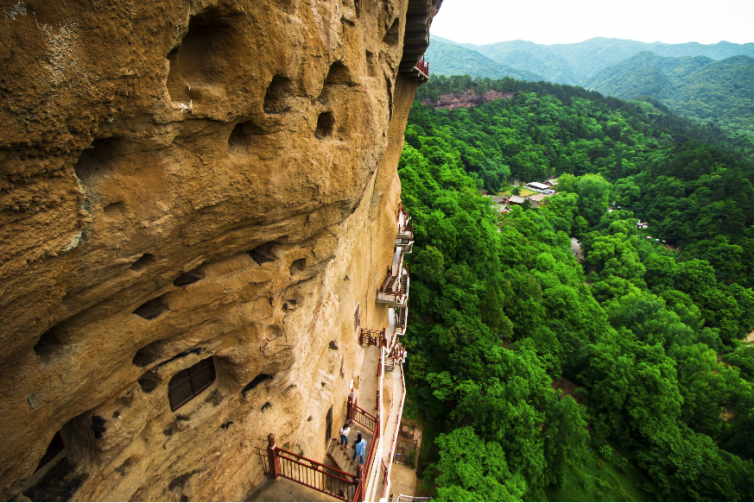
376, 413, 382, 438
354, 464, 364, 501
347, 392, 354, 421
267, 433, 279, 480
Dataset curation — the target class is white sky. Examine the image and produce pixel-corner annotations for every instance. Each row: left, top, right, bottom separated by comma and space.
431, 0, 754, 46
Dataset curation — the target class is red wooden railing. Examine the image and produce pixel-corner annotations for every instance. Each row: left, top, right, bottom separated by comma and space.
379, 266, 394, 292
416, 58, 429, 78
381, 460, 390, 500
397, 202, 414, 238
363, 415, 380, 497
345, 399, 381, 502
360, 328, 385, 347
256, 434, 361, 501
396, 201, 407, 221
377, 350, 383, 410
350, 398, 377, 432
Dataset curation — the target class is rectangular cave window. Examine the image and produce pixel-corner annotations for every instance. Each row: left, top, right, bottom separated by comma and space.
168, 357, 216, 411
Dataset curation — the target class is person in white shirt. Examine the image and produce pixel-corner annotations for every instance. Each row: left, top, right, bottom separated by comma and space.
339, 423, 351, 449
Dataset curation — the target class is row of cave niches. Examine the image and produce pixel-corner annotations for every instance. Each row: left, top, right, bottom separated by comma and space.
228, 59, 351, 151
33, 242, 303, 358
73, 66, 347, 198
26, 243, 291, 499
164, 6, 366, 147
165, 2, 369, 106
25, 353, 276, 501
73, 3, 397, 203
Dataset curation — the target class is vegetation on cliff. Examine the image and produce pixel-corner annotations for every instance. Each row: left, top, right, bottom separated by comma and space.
400, 75, 754, 501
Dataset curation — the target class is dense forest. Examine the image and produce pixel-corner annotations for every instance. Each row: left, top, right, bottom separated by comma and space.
400, 75, 754, 501
585, 52, 754, 151
427, 37, 754, 156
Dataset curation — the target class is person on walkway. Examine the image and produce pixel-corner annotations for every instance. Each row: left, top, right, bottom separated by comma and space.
339, 423, 350, 449
353, 432, 367, 464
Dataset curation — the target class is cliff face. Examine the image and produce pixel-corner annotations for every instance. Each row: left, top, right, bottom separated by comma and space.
0, 0, 435, 500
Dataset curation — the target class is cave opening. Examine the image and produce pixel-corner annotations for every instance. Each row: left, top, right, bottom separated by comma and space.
131, 253, 156, 271
33, 324, 69, 359
73, 137, 124, 188
248, 243, 276, 265
324, 61, 354, 86
315, 112, 335, 139
173, 267, 205, 287
133, 295, 168, 320
228, 120, 264, 153
290, 258, 307, 275
138, 370, 160, 393
263, 75, 293, 114
166, 8, 241, 102
242, 374, 273, 397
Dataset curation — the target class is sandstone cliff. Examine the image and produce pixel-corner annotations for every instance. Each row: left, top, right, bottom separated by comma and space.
0, 0, 438, 500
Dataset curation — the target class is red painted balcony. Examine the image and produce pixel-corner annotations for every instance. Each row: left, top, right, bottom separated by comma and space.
415, 58, 429, 79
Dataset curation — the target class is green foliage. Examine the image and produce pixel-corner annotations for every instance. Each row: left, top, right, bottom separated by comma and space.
586, 52, 754, 154
544, 444, 656, 502
402, 74, 754, 502
430, 427, 527, 502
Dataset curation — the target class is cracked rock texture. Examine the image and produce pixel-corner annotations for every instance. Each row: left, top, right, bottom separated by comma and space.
0, 0, 429, 500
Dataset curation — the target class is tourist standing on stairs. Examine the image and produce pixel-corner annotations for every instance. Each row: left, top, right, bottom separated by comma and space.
353, 432, 367, 464
339, 423, 350, 449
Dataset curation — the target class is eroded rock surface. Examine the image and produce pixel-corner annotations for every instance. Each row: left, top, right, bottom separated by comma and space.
0, 0, 438, 500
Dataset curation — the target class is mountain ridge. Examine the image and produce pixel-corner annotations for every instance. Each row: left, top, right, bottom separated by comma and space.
433, 35, 754, 84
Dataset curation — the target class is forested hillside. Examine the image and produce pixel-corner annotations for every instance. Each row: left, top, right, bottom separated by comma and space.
586, 52, 754, 151
400, 75, 754, 501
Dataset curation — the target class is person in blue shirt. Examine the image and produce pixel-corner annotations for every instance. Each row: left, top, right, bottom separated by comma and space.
352, 432, 367, 464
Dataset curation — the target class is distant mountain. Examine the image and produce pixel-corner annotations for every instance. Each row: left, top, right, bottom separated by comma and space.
426, 38, 544, 82
586, 52, 754, 148
439, 36, 754, 85
584, 51, 714, 99
455, 38, 581, 84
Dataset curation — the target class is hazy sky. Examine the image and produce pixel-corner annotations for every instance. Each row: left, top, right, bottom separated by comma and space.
431, 0, 754, 46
